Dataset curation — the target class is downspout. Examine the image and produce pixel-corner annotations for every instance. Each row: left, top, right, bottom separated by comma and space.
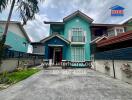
112, 50, 116, 78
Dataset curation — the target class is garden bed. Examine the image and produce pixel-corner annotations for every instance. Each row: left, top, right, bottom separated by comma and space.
0, 68, 40, 90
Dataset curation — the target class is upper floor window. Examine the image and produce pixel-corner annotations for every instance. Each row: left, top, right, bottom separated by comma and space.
107, 28, 115, 37
115, 27, 124, 35
107, 27, 124, 37
71, 28, 85, 42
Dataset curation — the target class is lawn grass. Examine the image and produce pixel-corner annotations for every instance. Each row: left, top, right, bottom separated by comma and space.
0, 68, 40, 84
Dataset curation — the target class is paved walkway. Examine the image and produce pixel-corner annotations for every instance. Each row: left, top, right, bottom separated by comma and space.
0, 68, 132, 100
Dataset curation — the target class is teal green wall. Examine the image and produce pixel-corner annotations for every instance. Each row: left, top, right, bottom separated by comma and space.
64, 16, 91, 60
126, 22, 132, 31
0, 27, 29, 52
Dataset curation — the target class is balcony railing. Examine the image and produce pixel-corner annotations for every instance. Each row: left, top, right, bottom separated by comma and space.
71, 36, 85, 42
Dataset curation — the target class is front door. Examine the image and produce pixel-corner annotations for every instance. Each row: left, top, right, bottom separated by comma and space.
54, 48, 62, 65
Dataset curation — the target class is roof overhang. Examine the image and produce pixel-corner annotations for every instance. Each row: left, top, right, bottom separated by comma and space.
91, 23, 121, 27
31, 42, 43, 45
119, 17, 132, 24
91, 23, 132, 29
44, 21, 64, 25
0, 21, 31, 42
40, 34, 70, 44
63, 10, 93, 23
18, 24, 31, 42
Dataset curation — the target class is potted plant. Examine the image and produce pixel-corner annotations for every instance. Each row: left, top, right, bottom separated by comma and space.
120, 63, 132, 78
104, 62, 110, 71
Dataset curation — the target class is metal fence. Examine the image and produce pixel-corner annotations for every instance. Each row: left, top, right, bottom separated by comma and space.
2, 49, 44, 59
95, 47, 132, 60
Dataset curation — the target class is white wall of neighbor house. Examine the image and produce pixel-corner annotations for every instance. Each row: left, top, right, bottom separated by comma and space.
92, 60, 132, 84
0, 23, 25, 38
107, 27, 125, 37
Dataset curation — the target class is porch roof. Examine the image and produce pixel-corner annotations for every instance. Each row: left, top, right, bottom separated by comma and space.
40, 34, 70, 44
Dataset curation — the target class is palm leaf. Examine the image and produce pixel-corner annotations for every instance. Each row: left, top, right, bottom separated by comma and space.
17, 0, 42, 25
0, 0, 9, 12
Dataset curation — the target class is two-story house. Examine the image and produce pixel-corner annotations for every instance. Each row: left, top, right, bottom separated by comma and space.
32, 10, 93, 66
32, 10, 132, 67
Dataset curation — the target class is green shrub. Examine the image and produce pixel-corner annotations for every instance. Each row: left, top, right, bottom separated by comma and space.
0, 71, 12, 84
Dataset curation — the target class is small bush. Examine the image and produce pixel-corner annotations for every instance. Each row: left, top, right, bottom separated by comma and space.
0, 71, 12, 84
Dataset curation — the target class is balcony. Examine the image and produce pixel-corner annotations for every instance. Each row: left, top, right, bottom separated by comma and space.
71, 36, 85, 44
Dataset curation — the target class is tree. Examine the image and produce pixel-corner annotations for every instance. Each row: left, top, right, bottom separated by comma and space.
0, 0, 43, 65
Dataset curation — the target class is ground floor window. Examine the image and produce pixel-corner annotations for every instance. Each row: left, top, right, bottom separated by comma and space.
71, 47, 85, 62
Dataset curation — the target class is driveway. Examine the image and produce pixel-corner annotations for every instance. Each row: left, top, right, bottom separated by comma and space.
0, 68, 132, 100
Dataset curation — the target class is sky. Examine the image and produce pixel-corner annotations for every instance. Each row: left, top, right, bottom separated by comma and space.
0, 0, 132, 42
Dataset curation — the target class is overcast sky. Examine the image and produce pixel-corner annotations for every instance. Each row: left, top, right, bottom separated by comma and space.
0, 0, 132, 42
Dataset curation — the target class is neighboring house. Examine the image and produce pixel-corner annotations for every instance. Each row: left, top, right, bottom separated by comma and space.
32, 10, 93, 66
89, 16, 132, 84
0, 21, 30, 53
91, 18, 132, 54
90, 17, 132, 60
120, 17, 132, 31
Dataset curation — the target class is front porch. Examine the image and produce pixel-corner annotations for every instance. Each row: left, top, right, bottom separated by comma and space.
48, 45, 63, 65
41, 34, 70, 65
40, 34, 91, 68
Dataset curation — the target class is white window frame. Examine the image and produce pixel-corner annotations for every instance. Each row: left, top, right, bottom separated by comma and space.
71, 47, 85, 62
115, 27, 124, 35
107, 28, 115, 37
107, 27, 124, 37
71, 28, 85, 43
33, 45, 45, 55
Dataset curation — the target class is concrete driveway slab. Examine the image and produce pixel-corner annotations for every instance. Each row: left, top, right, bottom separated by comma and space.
0, 68, 132, 100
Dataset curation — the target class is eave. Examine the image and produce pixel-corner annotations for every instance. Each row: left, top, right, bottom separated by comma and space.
0, 20, 31, 43
40, 34, 70, 44
63, 10, 94, 23
31, 42, 43, 45
44, 21, 64, 25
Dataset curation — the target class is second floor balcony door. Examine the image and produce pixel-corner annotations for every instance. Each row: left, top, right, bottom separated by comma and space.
71, 28, 85, 43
